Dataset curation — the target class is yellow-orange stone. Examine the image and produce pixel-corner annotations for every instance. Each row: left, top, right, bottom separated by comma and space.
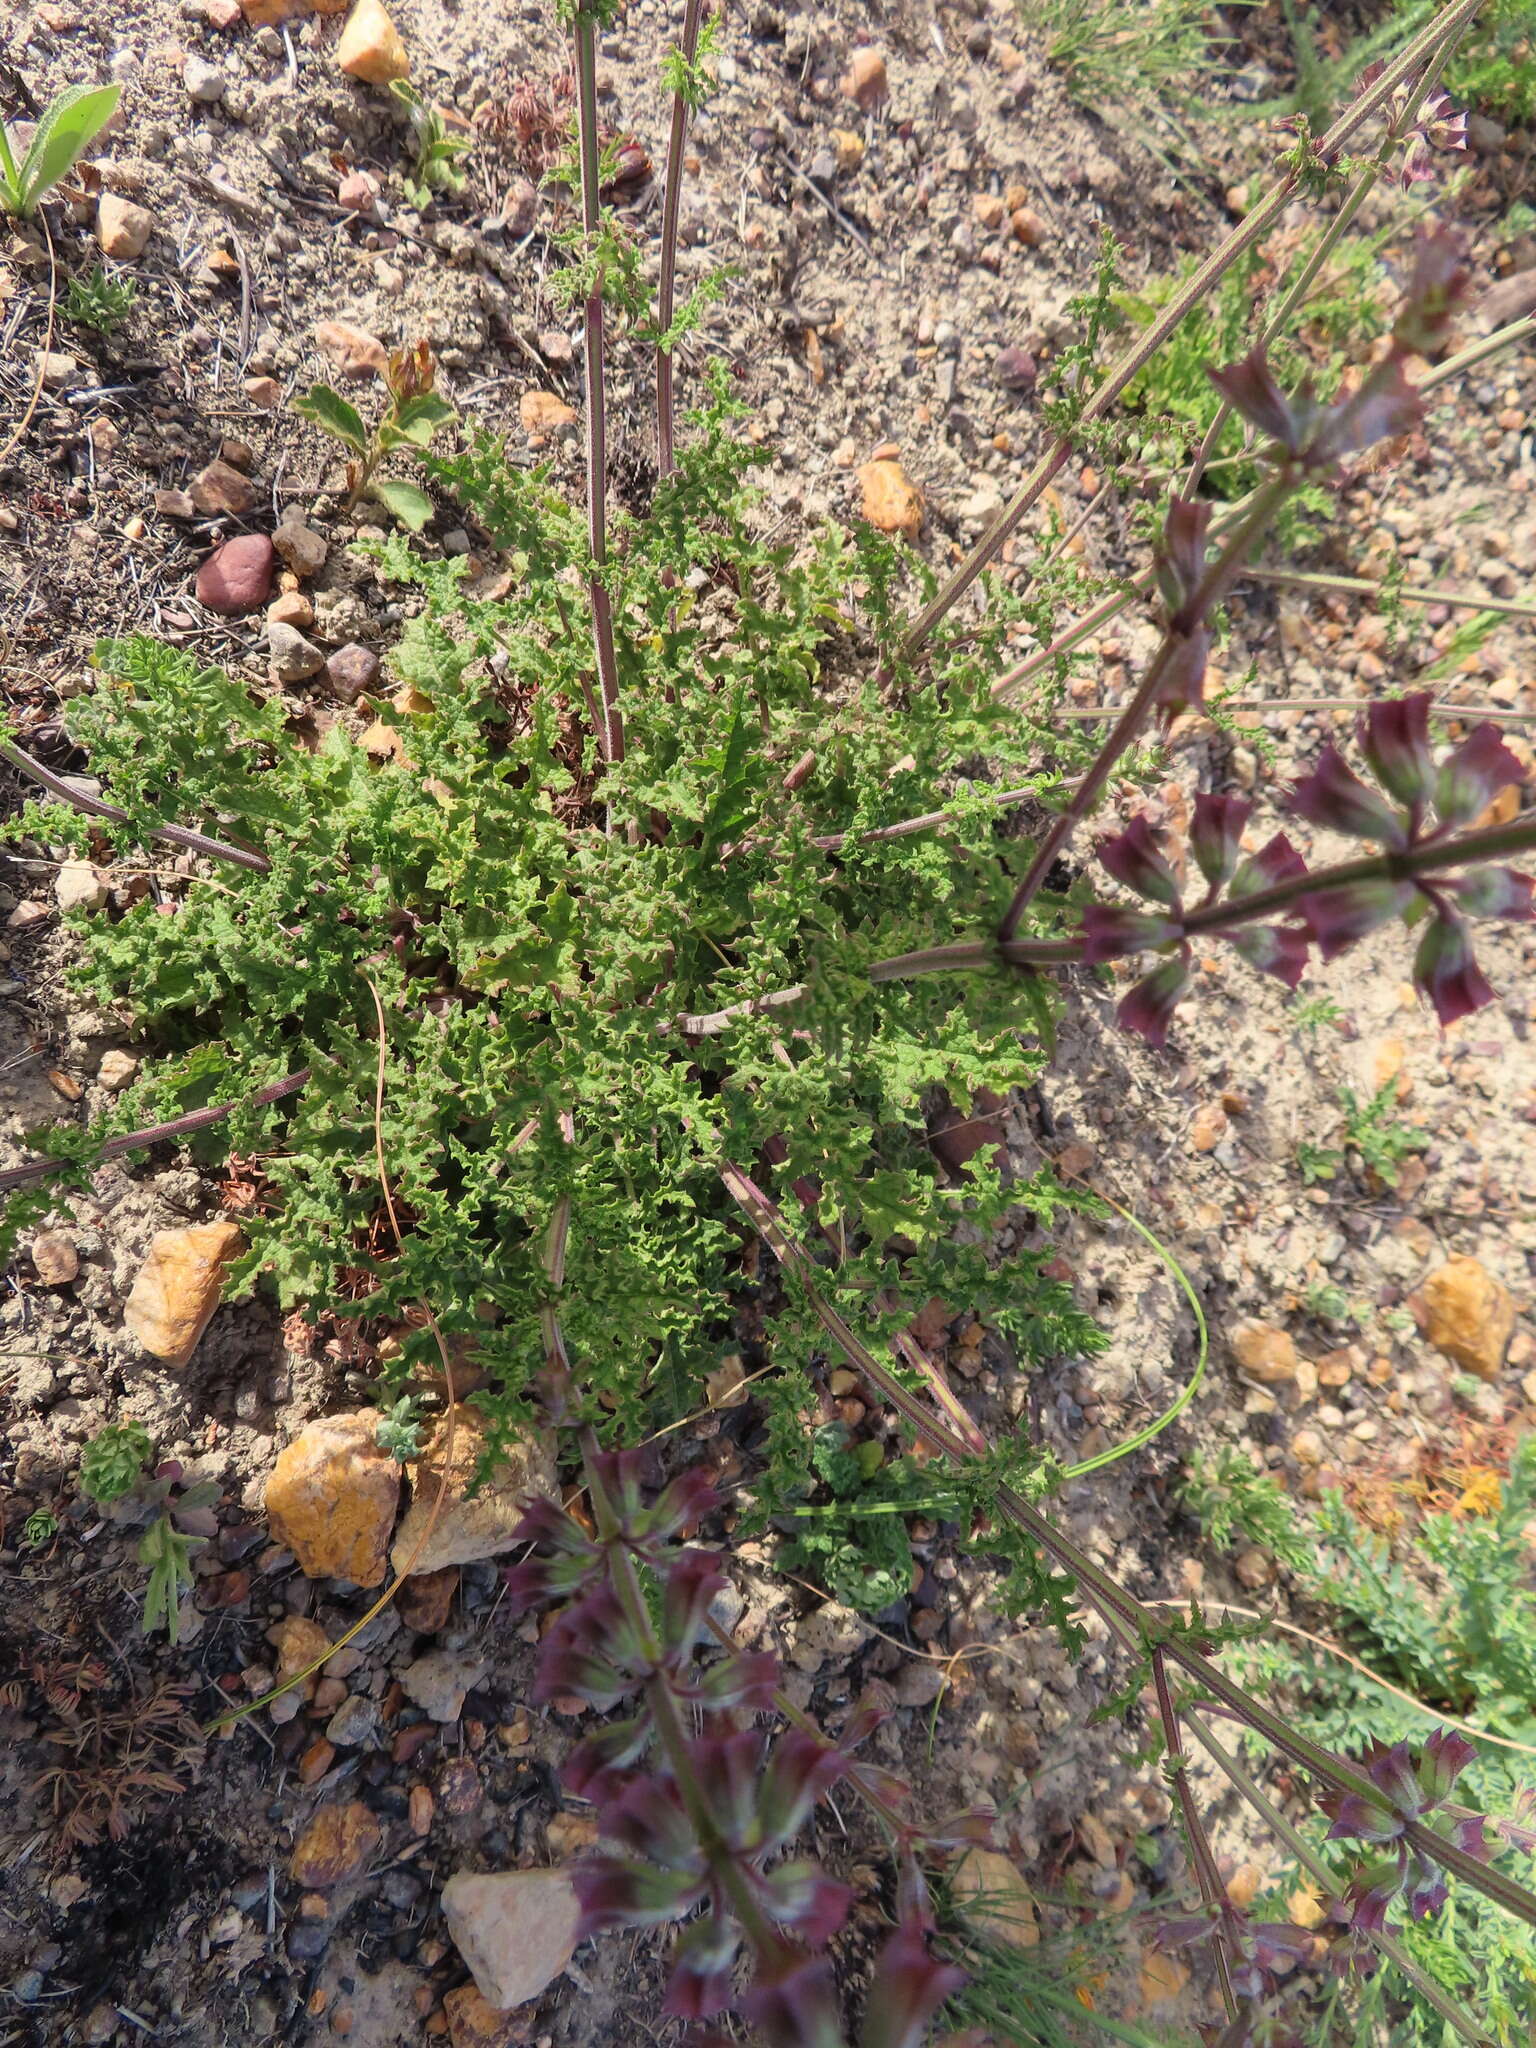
337, 0, 410, 85
1418, 1256, 1515, 1380
266, 1411, 401, 1586
859, 457, 923, 540
123, 1220, 245, 1367
289, 1800, 382, 1887
951, 1848, 1039, 1948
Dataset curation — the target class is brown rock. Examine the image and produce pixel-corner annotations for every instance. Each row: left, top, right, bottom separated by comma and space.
97, 194, 153, 260
190, 459, 258, 518
316, 319, 388, 381
195, 533, 275, 614
289, 1800, 382, 1888
337, 169, 380, 213
337, 0, 410, 85
390, 1410, 556, 1577
444, 1986, 525, 2048
1234, 1546, 1276, 1589
274, 521, 328, 577
237, 0, 304, 21
440, 1870, 582, 2010
1418, 1257, 1515, 1380
951, 1849, 1039, 1948
244, 375, 282, 410
32, 1232, 80, 1285
326, 643, 381, 701
397, 1565, 460, 1632
299, 1738, 336, 1785
268, 622, 326, 683
265, 1412, 402, 1587
519, 390, 577, 434
1011, 206, 1047, 247
841, 46, 888, 109
1230, 1319, 1297, 1385
156, 488, 197, 519
859, 457, 923, 541
123, 1220, 245, 1367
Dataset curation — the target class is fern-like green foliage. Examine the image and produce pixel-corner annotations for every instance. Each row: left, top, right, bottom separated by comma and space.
11, 374, 1099, 1497
1234, 1440, 1536, 2045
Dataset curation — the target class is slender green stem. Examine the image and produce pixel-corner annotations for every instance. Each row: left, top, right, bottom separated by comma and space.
655, 0, 704, 478
571, 8, 624, 768
1152, 1648, 1240, 2022
895, 0, 1490, 662
1421, 313, 1536, 395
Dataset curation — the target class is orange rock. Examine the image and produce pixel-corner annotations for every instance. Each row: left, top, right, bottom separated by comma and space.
1011, 206, 1047, 247
289, 1800, 382, 1887
265, 1412, 401, 1586
859, 458, 923, 541
397, 1565, 460, 1632
237, 0, 306, 23
1230, 1319, 1297, 1385
1138, 1948, 1190, 2004
841, 46, 887, 109
1189, 1100, 1228, 1153
123, 1220, 245, 1366
519, 390, 577, 434
97, 194, 153, 260
1417, 1256, 1515, 1380
444, 1986, 523, 2048
267, 1614, 331, 1682
337, 0, 410, 84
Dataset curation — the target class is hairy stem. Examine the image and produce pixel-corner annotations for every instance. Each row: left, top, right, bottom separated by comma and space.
996, 472, 1294, 940
655, 0, 704, 478
896, 0, 1490, 661
572, 6, 624, 768
1152, 1647, 1239, 2022
1187, 1713, 1495, 2048
1, 737, 271, 874
0, 1069, 312, 1196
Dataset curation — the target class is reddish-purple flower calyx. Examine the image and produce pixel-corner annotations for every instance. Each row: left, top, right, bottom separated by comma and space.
1321, 1730, 1493, 1930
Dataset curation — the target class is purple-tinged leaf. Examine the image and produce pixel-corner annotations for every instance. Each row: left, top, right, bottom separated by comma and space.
692, 1728, 768, 1847
1451, 865, 1535, 921
1190, 792, 1251, 891
573, 1852, 705, 1932
1157, 495, 1212, 616
1416, 1727, 1477, 1804
1435, 723, 1526, 832
1359, 694, 1434, 810
1098, 814, 1183, 907
662, 1909, 741, 2019
1079, 904, 1182, 965
1208, 347, 1299, 452
1394, 225, 1470, 352
1342, 1854, 1402, 1934
1117, 952, 1191, 1049
1365, 1739, 1425, 1819
600, 1774, 703, 1870
1308, 356, 1421, 463
1160, 623, 1212, 718
742, 1957, 848, 2048
755, 1726, 849, 1851
563, 1715, 652, 1800
1300, 877, 1415, 960
1289, 746, 1406, 844
644, 1466, 721, 1543
1230, 831, 1308, 897
1325, 1789, 1403, 1847
1413, 908, 1495, 1026
1226, 922, 1309, 989
757, 1859, 852, 1943
1449, 1815, 1493, 1862
684, 1649, 782, 1714
663, 1547, 726, 1657
856, 1922, 968, 2048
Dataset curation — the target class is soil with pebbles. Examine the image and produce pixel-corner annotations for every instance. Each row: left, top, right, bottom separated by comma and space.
2, 0, 1536, 2042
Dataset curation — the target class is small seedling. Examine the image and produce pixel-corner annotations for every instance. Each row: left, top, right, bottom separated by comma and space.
293, 339, 456, 531
389, 80, 472, 211
1339, 1080, 1429, 1187
22, 1508, 59, 1549
1302, 1278, 1354, 1325
80, 1421, 154, 1506
1179, 1446, 1313, 1571
376, 1394, 425, 1462
1291, 991, 1345, 1043
62, 263, 136, 335
0, 81, 122, 219
135, 1462, 220, 1644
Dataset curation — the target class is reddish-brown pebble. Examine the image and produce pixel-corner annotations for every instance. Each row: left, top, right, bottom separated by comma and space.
195, 533, 276, 616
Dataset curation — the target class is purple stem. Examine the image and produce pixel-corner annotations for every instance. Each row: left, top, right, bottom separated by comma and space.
1, 738, 271, 874
571, 9, 624, 769
655, 0, 705, 479
0, 1068, 312, 1195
